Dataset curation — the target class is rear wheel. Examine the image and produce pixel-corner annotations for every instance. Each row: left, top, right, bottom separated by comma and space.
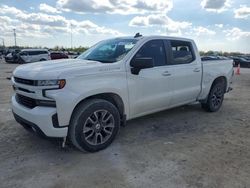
201, 81, 225, 112
69, 99, 120, 152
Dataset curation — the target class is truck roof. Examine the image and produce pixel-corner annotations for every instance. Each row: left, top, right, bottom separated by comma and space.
114, 35, 194, 43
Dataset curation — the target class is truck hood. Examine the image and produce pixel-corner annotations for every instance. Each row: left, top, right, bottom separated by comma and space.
13, 59, 122, 80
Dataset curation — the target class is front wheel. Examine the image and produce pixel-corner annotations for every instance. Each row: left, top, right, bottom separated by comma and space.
69, 99, 120, 152
201, 82, 225, 112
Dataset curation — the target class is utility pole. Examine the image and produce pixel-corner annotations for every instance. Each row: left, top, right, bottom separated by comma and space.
70, 24, 73, 49
13, 29, 17, 46
1, 38, 4, 47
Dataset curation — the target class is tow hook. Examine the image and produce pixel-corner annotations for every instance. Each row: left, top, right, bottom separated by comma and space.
227, 87, 233, 92
62, 137, 67, 148
120, 114, 127, 127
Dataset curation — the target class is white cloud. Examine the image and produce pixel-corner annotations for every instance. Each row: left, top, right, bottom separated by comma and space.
57, 0, 173, 15
129, 14, 192, 32
39, 3, 61, 14
0, 5, 122, 38
224, 27, 250, 40
193, 26, 216, 36
0, 5, 24, 15
0, 15, 18, 35
0, 15, 14, 23
129, 16, 149, 27
234, 5, 250, 19
201, 0, 231, 13
215, 24, 223, 28
18, 13, 68, 27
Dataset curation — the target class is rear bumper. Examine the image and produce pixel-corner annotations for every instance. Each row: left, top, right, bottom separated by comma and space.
12, 95, 68, 138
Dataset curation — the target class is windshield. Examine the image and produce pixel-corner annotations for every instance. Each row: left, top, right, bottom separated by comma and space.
78, 38, 138, 63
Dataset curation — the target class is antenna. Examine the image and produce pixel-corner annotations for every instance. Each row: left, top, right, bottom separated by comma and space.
134, 33, 142, 38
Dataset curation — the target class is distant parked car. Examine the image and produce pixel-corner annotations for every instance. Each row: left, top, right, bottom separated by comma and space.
4, 50, 20, 63
231, 57, 250, 68
201, 56, 229, 61
241, 56, 250, 61
201, 56, 219, 61
18, 49, 51, 63
67, 51, 79, 59
5, 53, 14, 63
217, 56, 230, 60
50, 52, 68, 60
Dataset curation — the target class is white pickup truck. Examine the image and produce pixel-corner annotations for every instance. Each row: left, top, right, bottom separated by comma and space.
11, 35, 234, 152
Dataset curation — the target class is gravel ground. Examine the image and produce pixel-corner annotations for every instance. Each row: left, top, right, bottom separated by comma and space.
0, 60, 250, 188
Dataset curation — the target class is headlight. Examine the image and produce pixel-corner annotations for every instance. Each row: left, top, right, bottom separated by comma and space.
37, 79, 66, 89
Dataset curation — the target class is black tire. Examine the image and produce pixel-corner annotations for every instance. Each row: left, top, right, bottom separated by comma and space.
40, 59, 46, 61
17, 57, 25, 64
69, 99, 120, 152
201, 82, 225, 112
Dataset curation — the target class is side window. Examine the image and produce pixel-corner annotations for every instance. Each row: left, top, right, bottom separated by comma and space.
28, 51, 39, 56
20, 51, 28, 56
27, 51, 33, 56
169, 40, 195, 65
135, 40, 166, 67
40, 51, 48, 55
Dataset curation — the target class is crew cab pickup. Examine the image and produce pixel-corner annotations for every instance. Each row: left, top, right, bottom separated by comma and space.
11, 35, 234, 152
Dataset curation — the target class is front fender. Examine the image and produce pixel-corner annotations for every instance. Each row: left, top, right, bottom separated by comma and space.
46, 72, 129, 127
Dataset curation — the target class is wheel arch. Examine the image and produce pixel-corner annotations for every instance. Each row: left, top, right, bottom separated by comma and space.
211, 76, 227, 93
70, 92, 125, 122
200, 76, 227, 103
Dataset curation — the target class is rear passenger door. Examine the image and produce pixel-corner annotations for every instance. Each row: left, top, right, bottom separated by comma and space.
165, 40, 202, 106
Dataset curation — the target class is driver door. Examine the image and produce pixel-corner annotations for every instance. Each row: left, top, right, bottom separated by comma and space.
127, 40, 173, 118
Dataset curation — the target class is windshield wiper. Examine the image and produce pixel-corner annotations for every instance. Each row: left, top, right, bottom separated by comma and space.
86, 58, 98, 61
86, 58, 114, 63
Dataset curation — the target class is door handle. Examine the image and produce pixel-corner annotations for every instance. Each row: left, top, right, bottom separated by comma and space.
193, 68, 200, 72
162, 71, 171, 76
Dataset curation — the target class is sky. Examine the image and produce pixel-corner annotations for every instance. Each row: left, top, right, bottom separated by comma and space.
0, 0, 250, 53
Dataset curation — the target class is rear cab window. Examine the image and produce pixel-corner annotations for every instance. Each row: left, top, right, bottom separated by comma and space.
168, 40, 195, 65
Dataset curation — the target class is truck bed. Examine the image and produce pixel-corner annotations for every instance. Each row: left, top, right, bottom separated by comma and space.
198, 59, 234, 100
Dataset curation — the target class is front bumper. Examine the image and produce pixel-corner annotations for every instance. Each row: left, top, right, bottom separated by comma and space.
12, 95, 68, 138
5, 58, 14, 63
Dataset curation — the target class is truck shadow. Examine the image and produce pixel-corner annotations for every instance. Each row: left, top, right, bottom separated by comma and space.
118, 102, 238, 145
5, 102, 237, 154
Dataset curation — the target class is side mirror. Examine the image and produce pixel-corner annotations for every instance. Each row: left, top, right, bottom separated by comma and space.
130, 57, 154, 75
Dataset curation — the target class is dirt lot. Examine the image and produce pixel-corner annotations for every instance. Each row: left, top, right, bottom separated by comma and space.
0, 59, 250, 188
